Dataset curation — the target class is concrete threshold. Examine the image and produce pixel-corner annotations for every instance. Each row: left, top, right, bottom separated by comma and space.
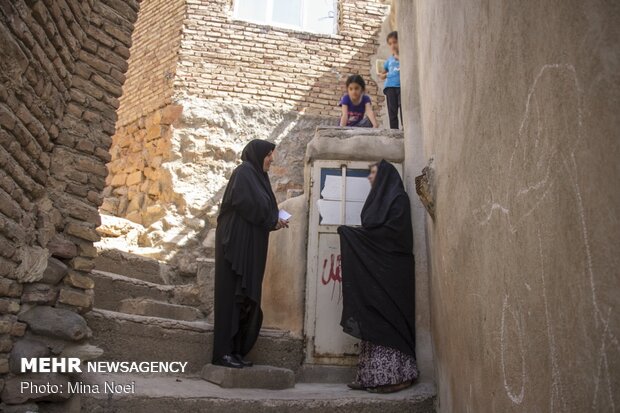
79, 372, 436, 413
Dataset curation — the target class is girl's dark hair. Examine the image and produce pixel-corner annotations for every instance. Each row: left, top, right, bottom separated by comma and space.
387, 31, 398, 41
346, 74, 366, 90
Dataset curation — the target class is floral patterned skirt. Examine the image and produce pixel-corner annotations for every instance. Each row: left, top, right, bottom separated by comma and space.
355, 340, 419, 388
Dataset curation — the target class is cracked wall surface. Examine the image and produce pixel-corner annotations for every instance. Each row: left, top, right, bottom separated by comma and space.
397, 1, 620, 411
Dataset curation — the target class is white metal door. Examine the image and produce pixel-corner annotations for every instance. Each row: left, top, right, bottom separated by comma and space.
305, 160, 397, 364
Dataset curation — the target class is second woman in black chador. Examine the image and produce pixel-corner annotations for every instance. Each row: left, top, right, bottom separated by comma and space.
337, 159, 418, 392
212, 139, 288, 368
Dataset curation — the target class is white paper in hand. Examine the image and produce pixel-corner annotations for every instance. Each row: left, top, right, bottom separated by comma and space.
279, 209, 292, 220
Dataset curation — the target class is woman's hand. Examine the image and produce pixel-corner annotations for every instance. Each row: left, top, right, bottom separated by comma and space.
274, 219, 289, 230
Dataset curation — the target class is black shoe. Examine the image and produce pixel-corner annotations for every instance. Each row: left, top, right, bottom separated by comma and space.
347, 381, 366, 390
233, 354, 253, 367
213, 354, 244, 369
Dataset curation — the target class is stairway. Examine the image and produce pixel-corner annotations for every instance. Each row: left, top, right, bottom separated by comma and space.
87, 247, 304, 374
82, 247, 436, 412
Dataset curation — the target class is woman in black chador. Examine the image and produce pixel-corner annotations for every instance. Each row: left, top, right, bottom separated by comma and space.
212, 139, 288, 368
337, 160, 418, 392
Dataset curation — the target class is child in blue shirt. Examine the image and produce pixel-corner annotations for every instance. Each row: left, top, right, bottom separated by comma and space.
379, 31, 401, 129
339, 75, 378, 128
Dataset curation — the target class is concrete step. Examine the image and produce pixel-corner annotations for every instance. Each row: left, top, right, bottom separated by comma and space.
118, 298, 204, 321
84, 309, 304, 374
296, 364, 356, 384
78, 372, 437, 413
201, 364, 295, 390
94, 248, 170, 284
92, 270, 174, 311
92, 270, 204, 314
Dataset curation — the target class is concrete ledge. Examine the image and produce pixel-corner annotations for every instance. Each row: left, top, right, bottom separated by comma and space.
201, 364, 295, 390
305, 127, 405, 164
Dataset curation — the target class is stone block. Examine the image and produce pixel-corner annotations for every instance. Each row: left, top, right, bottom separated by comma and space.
65, 222, 100, 242
0, 356, 8, 373
70, 257, 95, 271
0, 320, 11, 334
58, 287, 93, 309
100, 197, 119, 215
18, 306, 90, 341
41, 257, 68, 285
0, 278, 22, 297
125, 211, 143, 225
110, 173, 127, 187
0, 299, 20, 314
8, 338, 50, 374
10, 322, 26, 337
47, 236, 78, 259
126, 171, 143, 186
76, 242, 97, 259
65, 271, 95, 289
22, 283, 58, 305
200, 364, 295, 390
0, 336, 13, 352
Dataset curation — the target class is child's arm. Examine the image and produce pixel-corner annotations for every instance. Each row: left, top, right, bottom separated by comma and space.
365, 103, 379, 128
340, 105, 349, 127
379, 60, 388, 80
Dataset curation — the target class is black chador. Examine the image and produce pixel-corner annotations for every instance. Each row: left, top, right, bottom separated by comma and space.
337, 160, 416, 358
212, 139, 279, 367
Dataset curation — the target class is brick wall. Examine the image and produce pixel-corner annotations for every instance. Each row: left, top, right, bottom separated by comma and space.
177, 0, 388, 116
0, 0, 138, 406
116, 0, 185, 127
102, 0, 391, 271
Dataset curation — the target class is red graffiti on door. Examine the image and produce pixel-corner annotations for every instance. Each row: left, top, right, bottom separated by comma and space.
321, 253, 342, 303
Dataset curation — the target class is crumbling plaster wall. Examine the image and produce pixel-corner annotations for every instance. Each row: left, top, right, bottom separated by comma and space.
397, 1, 620, 411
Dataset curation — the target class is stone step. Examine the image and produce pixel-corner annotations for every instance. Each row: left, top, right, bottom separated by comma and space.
95, 248, 170, 284
92, 270, 174, 311
118, 298, 204, 321
92, 269, 204, 313
201, 364, 295, 390
296, 364, 356, 384
84, 309, 304, 374
78, 372, 437, 413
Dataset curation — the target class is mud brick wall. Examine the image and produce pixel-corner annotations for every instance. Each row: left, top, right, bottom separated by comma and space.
0, 0, 139, 407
